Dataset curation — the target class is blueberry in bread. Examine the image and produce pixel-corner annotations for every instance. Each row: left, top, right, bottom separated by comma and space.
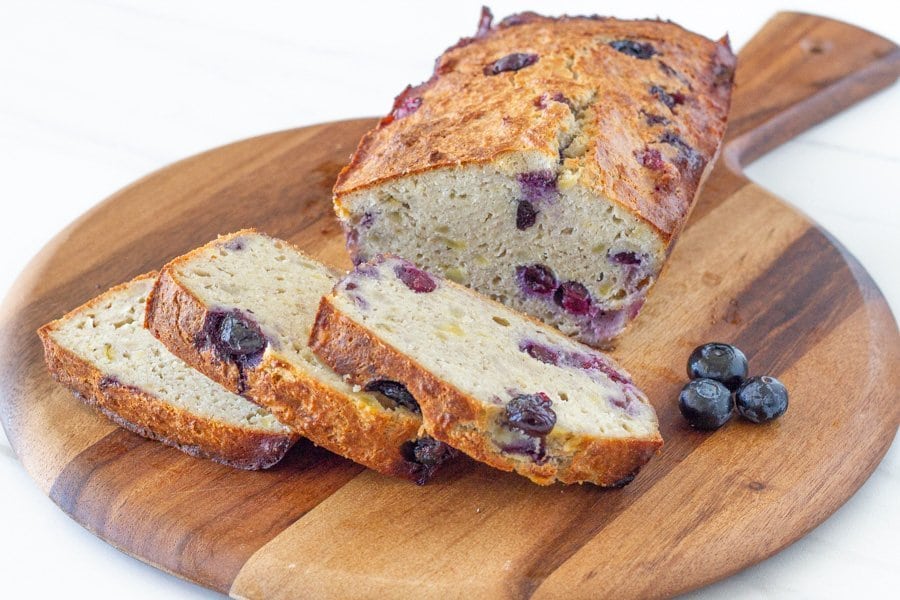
309, 255, 663, 486
38, 274, 296, 469
333, 8, 736, 347
144, 231, 455, 483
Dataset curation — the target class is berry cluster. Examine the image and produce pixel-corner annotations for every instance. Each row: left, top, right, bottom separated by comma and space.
679, 343, 788, 430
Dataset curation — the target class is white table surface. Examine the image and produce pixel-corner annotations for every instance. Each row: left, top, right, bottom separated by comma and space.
1, 1, 897, 598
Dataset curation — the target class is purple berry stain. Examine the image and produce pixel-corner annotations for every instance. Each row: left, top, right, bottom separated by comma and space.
517, 170, 558, 203
484, 52, 539, 75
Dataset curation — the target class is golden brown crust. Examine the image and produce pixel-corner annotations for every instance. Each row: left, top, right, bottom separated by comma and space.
310, 296, 662, 486
333, 11, 735, 243
144, 234, 430, 483
38, 274, 295, 470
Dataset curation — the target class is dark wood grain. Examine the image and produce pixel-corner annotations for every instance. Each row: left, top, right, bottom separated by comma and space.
0, 12, 898, 600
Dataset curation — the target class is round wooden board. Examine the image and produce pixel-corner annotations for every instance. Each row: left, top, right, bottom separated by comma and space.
1, 13, 899, 600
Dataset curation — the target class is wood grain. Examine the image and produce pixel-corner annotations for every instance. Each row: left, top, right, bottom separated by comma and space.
0, 12, 898, 600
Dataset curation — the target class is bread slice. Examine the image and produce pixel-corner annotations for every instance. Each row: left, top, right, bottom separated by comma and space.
38, 274, 296, 469
309, 255, 663, 486
333, 9, 735, 347
144, 230, 456, 484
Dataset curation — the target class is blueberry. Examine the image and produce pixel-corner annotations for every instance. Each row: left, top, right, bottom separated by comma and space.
394, 262, 437, 293
506, 392, 556, 436
635, 147, 664, 170
687, 343, 748, 391
407, 436, 457, 467
517, 170, 558, 203
554, 281, 592, 315
516, 200, 538, 230
609, 39, 656, 59
516, 264, 557, 296
649, 85, 685, 110
679, 378, 733, 430
736, 376, 788, 423
401, 436, 458, 485
609, 251, 643, 266
215, 313, 266, 358
365, 379, 421, 413
484, 52, 539, 75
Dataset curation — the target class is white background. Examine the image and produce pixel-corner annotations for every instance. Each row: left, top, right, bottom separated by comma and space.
1, 1, 897, 598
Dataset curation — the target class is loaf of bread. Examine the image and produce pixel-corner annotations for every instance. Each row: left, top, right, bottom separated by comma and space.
38, 274, 296, 469
144, 231, 456, 483
309, 255, 662, 486
333, 9, 735, 347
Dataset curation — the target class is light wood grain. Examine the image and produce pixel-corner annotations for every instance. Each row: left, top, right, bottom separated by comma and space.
0, 12, 898, 600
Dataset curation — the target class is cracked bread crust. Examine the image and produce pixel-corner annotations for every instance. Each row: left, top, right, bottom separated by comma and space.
333, 9, 735, 242
39, 275, 296, 470
310, 295, 662, 487
144, 236, 432, 483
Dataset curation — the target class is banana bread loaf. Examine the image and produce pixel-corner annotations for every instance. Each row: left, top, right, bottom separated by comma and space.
333, 8, 735, 347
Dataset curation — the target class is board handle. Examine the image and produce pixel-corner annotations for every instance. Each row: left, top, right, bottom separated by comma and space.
723, 12, 900, 171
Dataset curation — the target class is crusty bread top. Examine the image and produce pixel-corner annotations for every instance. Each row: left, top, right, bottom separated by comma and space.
333, 9, 735, 242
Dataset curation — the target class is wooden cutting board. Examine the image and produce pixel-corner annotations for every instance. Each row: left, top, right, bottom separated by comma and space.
1, 12, 898, 599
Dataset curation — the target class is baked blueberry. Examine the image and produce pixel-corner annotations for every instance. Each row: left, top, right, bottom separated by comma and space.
394, 262, 437, 293
609, 39, 656, 59
484, 52, 539, 75
649, 84, 685, 110
687, 342, 748, 390
506, 392, 556, 436
736, 376, 788, 423
365, 379, 421, 413
554, 281, 592, 315
516, 264, 557, 296
516, 200, 538, 230
678, 378, 733, 430
517, 170, 558, 202
218, 313, 266, 356
408, 436, 457, 467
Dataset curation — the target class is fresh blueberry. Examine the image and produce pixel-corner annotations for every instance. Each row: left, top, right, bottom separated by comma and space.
687, 343, 748, 391
736, 376, 789, 423
394, 262, 437, 293
679, 378, 734, 430
516, 264, 557, 296
506, 392, 556, 436
365, 379, 421, 413
554, 281, 592, 315
484, 52, 539, 75
516, 200, 538, 230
